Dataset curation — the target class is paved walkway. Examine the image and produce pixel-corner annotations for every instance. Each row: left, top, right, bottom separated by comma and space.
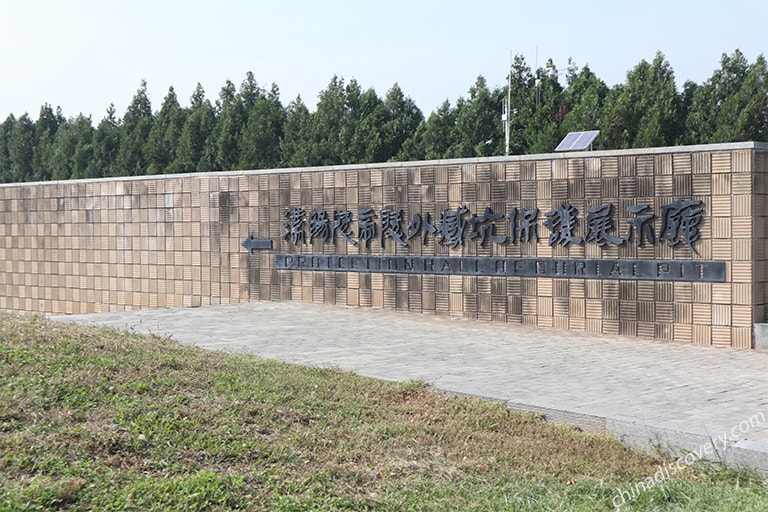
52, 302, 768, 472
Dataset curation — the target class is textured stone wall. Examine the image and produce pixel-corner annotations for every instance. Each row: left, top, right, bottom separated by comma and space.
1, 142, 765, 348
0, 177, 251, 313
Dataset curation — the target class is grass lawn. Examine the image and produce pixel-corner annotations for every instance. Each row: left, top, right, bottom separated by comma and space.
1, 312, 767, 511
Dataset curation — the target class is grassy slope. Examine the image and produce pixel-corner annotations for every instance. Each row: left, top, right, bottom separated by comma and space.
1, 312, 767, 511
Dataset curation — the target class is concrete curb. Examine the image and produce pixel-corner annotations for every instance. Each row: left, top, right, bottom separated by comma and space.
506, 400, 768, 474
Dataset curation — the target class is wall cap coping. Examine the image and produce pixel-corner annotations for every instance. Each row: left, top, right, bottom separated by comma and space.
3, 141, 768, 189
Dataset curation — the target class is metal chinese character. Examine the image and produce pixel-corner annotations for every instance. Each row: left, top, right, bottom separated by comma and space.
585, 203, 625, 247
283, 207, 306, 245
506, 208, 518, 244
659, 200, 703, 255
422, 212, 438, 244
309, 210, 331, 243
468, 207, 507, 246
544, 203, 583, 247
358, 208, 377, 248
381, 208, 408, 247
406, 213, 422, 241
625, 204, 656, 246
406, 212, 438, 244
518, 208, 539, 243
438, 206, 469, 248
333, 210, 357, 245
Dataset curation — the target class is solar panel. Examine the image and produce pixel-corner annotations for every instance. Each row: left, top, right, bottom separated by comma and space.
555, 130, 600, 152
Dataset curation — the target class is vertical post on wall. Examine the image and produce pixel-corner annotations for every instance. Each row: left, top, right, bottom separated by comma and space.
503, 50, 512, 156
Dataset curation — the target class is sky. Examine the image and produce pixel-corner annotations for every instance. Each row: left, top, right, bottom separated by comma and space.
1, 0, 767, 122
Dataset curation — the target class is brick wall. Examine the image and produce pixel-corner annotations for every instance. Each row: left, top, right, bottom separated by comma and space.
1, 142, 766, 348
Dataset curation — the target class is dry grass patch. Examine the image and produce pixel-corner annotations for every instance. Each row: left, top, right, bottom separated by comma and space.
1, 312, 767, 511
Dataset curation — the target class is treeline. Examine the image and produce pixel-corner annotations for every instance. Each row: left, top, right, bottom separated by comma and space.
1, 49, 767, 183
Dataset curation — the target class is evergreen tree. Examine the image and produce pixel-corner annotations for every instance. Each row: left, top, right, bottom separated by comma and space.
599, 52, 681, 149
395, 119, 427, 161
50, 114, 94, 180
115, 80, 154, 175
69, 115, 96, 179
213, 79, 244, 171
239, 71, 261, 112
525, 59, 567, 153
238, 83, 285, 169
310, 76, 358, 165
91, 105, 121, 178
728, 54, 768, 142
420, 100, 459, 159
146, 86, 185, 174
4, 52, 768, 182
686, 50, 750, 143
679, 80, 699, 144
560, 63, 609, 136
0, 115, 15, 183
8, 114, 35, 182
174, 83, 216, 173
32, 104, 64, 181
706, 52, 768, 142
343, 82, 424, 164
279, 95, 313, 167
505, 54, 536, 155
454, 76, 502, 157
347, 87, 386, 163
380, 83, 423, 161
341, 79, 363, 163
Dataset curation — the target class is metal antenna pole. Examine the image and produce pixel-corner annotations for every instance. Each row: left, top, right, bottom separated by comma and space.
504, 51, 512, 156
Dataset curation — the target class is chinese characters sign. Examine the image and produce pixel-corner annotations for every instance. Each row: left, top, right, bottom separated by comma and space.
281, 200, 705, 254
257, 199, 725, 282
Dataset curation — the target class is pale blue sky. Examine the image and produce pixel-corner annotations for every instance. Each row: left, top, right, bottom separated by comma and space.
1, 0, 766, 121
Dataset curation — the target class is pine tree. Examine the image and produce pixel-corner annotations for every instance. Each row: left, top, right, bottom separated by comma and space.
238, 83, 285, 169
525, 59, 567, 153
380, 83, 423, 161
310, 76, 356, 165
174, 83, 216, 173
8, 114, 35, 182
115, 80, 154, 175
420, 100, 459, 159
0, 115, 15, 183
599, 52, 681, 149
686, 50, 750, 143
347, 87, 386, 163
50, 114, 94, 180
454, 76, 502, 157
560, 64, 608, 134
239, 71, 260, 113
70, 115, 96, 179
731, 55, 768, 141
213, 79, 244, 171
146, 86, 185, 174
31, 103, 64, 181
505, 54, 536, 155
708, 52, 768, 142
92, 105, 121, 178
395, 119, 427, 162
279, 95, 313, 168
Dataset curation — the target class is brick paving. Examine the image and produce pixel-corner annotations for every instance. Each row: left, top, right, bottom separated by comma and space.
52, 301, 768, 472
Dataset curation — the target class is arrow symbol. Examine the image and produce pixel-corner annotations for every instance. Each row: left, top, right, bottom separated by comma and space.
241, 237, 273, 252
